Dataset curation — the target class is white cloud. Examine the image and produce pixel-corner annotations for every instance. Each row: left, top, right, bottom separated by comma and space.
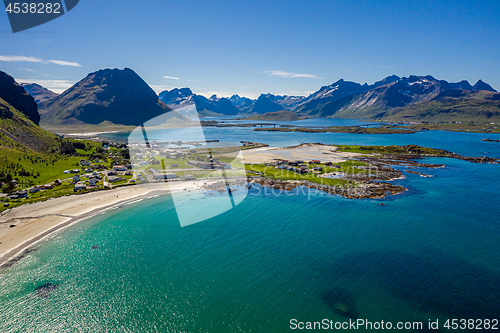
46, 60, 82, 67
25, 69, 35, 72
264, 70, 319, 79
163, 76, 179, 80
0, 55, 41, 63
0, 55, 82, 67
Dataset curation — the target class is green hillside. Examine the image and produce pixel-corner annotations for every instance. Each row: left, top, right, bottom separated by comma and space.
0, 98, 106, 193
381, 90, 500, 122
0, 98, 59, 153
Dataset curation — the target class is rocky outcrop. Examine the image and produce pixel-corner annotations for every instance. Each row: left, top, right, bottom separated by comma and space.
249, 177, 407, 199
0, 71, 39, 125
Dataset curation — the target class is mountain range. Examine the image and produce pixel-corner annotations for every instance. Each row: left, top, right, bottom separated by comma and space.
10, 67, 500, 127
158, 75, 498, 121
159, 88, 239, 116
293, 75, 499, 121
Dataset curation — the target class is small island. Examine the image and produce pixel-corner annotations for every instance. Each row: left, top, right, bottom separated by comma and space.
202, 143, 500, 199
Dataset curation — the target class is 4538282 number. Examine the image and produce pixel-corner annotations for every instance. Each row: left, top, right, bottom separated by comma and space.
444, 319, 498, 330
5, 3, 61, 14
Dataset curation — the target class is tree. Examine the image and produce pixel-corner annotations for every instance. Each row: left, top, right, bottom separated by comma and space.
1, 183, 10, 193
60, 141, 76, 155
73, 141, 86, 150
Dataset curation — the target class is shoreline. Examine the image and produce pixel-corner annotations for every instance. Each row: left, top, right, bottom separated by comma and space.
0, 181, 207, 268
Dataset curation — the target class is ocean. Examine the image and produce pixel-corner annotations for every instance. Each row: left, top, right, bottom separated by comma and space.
1, 122, 500, 332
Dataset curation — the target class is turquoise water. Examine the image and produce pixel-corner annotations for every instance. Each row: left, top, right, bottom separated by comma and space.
1, 124, 500, 332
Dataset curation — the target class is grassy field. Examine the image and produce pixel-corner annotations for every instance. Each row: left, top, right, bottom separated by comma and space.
245, 160, 370, 187
0, 136, 111, 189
0, 147, 84, 186
334, 144, 450, 155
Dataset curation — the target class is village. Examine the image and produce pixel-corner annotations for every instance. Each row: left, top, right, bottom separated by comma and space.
0, 139, 255, 212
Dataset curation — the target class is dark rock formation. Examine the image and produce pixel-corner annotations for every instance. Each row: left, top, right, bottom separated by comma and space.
251, 95, 284, 114
0, 71, 40, 124
39, 68, 171, 126
35, 283, 60, 298
320, 288, 359, 318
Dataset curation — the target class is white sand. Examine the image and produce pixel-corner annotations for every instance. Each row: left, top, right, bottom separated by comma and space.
0, 181, 206, 265
240, 144, 361, 163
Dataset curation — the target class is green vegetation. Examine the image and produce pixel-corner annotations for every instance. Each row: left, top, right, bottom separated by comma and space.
0, 98, 121, 192
404, 122, 500, 133
0, 180, 106, 212
381, 90, 500, 123
0, 137, 116, 189
0, 98, 60, 152
334, 144, 450, 155
245, 160, 371, 187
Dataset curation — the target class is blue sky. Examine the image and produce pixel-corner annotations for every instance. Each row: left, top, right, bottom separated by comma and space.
1, 0, 499, 98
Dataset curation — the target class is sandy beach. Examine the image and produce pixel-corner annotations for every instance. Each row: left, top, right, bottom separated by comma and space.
0, 180, 207, 266
240, 144, 361, 163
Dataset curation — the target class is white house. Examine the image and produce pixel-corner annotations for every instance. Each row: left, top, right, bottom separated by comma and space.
74, 182, 86, 191
113, 165, 127, 171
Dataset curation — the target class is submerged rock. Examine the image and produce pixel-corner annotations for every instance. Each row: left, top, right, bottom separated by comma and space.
1, 248, 37, 268
35, 283, 60, 298
320, 288, 359, 318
